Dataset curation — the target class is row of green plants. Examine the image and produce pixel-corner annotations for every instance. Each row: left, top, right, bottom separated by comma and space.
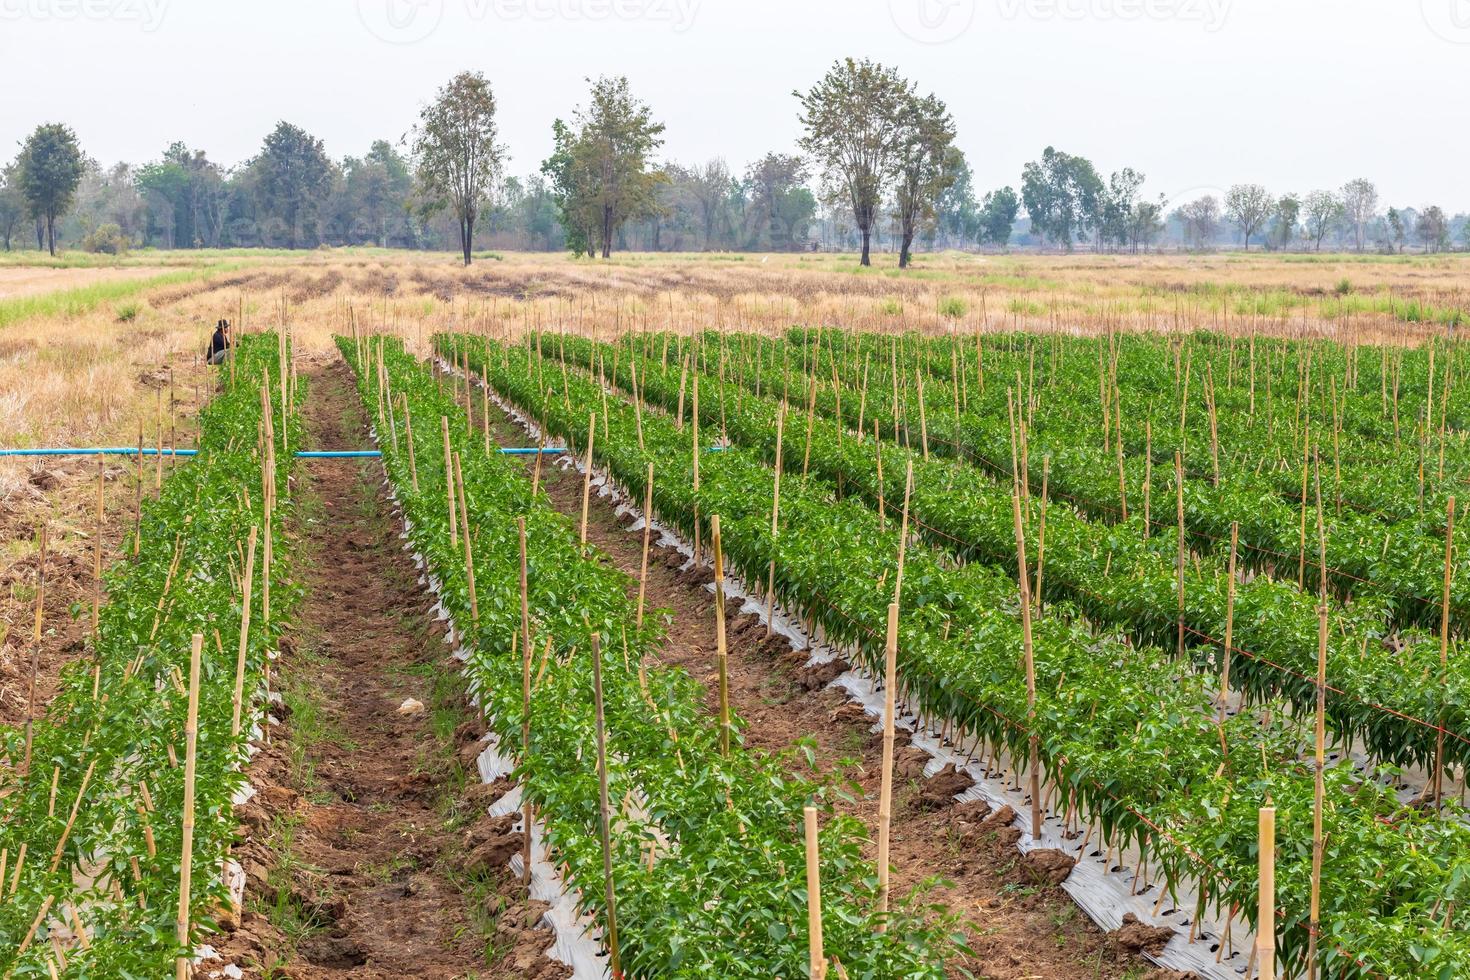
749, 324, 1468, 526
687, 328, 1469, 631
343, 335, 959, 978
542, 331, 1470, 774
0, 334, 299, 976
862, 327, 1470, 523
456, 331, 1470, 979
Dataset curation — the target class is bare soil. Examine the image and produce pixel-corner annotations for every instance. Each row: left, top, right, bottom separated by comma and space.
201, 357, 567, 979
0, 371, 208, 726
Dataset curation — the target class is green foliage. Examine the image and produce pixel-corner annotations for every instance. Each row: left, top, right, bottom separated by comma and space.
345, 335, 960, 977
81, 222, 131, 255
540, 77, 665, 259
18, 122, 85, 255
486, 327, 1470, 979
414, 72, 506, 265
796, 58, 914, 265
0, 334, 301, 975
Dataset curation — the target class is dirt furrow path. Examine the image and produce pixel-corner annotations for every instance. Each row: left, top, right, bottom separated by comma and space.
204, 356, 564, 980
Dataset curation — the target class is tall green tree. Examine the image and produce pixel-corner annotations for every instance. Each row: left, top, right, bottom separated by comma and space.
571, 75, 666, 258
796, 58, 912, 266
339, 140, 413, 246
977, 186, 1018, 248
744, 153, 813, 250
1340, 177, 1378, 251
0, 161, 24, 251
1099, 168, 1145, 251
541, 118, 597, 257
933, 148, 978, 247
1224, 183, 1272, 250
18, 123, 84, 255
1302, 190, 1343, 251
1127, 194, 1166, 253
1272, 193, 1301, 250
1416, 205, 1450, 253
892, 90, 955, 268
1019, 147, 1101, 250
251, 122, 334, 248
415, 71, 506, 265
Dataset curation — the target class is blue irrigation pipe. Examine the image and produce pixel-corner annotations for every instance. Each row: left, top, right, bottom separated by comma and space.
1, 445, 728, 459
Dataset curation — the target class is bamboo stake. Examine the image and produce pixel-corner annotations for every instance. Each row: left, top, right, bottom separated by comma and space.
805, 806, 826, 980
442, 416, 457, 549
915, 368, 929, 460
92, 460, 104, 635
590, 633, 622, 978
1435, 496, 1456, 809
403, 399, 419, 493
1220, 522, 1238, 721
517, 518, 534, 895
134, 421, 143, 556
767, 404, 785, 638
1176, 452, 1186, 659
229, 526, 259, 741
48, 760, 96, 874
1012, 493, 1042, 841
580, 413, 596, 550
637, 464, 654, 630
15, 895, 55, 958
176, 632, 204, 980
876, 601, 899, 926
693, 375, 702, 563
455, 454, 478, 630
710, 514, 732, 756
1257, 805, 1276, 980
895, 462, 914, 602
23, 524, 47, 774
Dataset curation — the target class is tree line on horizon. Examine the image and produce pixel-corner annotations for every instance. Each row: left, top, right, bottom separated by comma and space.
3, 61, 1467, 262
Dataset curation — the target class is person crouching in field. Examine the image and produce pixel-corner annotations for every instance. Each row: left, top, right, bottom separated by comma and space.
207, 319, 232, 364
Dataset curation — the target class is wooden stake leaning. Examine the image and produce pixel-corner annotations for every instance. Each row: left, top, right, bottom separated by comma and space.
876, 601, 899, 927
637, 463, 654, 630
1219, 522, 1239, 722
805, 805, 827, 980
23, 524, 48, 774
176, 632, 204, 980
455, 454, 478, 629
517, 517, 534, 895
711, 514, 731, 756
441, 416, 457, 549
92, 460, 104, 636
231, 527, 259, 740
1435, 496, 1456, 810
580, 413, 596, 550
1011, 493, 1042, 841
590, 633, 622, 978
767, 403, 785, 638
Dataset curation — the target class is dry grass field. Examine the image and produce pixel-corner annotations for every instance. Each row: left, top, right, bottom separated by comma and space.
3, 245, 1463, 720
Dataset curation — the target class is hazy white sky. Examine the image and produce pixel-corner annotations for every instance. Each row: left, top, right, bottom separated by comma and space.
3, 0, 1468, 210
